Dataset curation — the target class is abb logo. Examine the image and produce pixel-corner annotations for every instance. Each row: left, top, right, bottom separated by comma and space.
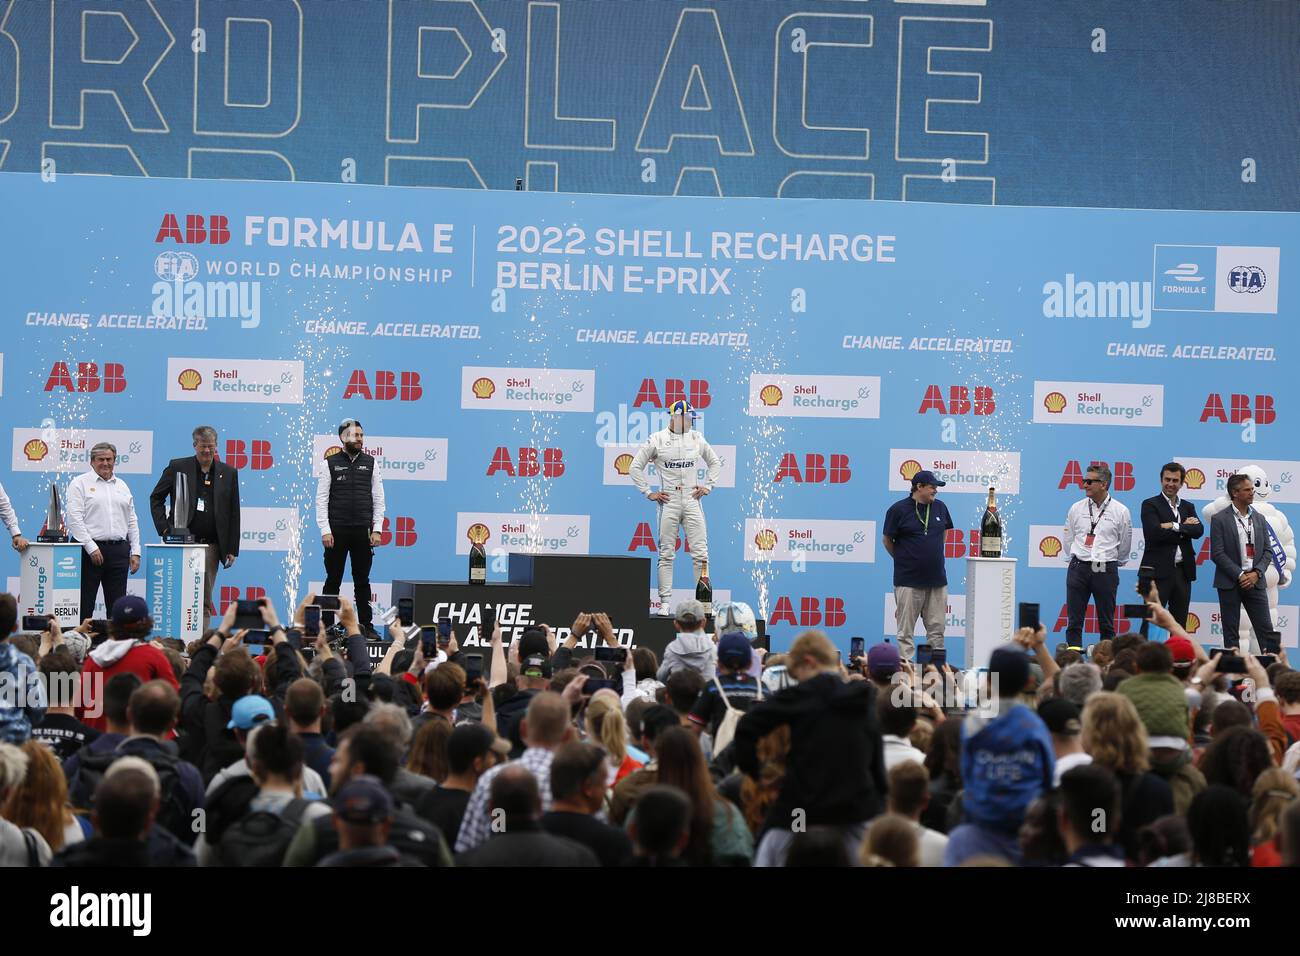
218, 586, 266, 614
155, 214, 230, 244
628, 523, 692, 553
1059, 460, 1135, 492
918, 385, 996, 415
1200, 394, 1275, 424
376, 517, 418, 547
774, 453, 851, 484
343, 370, 423, 402
632, 378, 712, 409
44, 362, 126, 393
1051, 603, 1139, 635
222, 440, 274, 470
770, 596, 846, 627
944, 529, 983, 558
487, 447, 565, 478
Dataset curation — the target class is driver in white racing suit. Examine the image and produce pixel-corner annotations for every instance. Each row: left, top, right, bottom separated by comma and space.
629, 400, 721, 615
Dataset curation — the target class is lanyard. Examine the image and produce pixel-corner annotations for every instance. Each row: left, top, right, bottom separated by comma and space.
1087, 497, 1110, 536
915, 501, 931, 535
1235, 510, 1253, 546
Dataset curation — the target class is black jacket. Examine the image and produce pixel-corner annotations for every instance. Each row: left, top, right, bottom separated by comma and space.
1139, 494, 1204, 582
733, 673, 887, 832
179, 639, 303, 783
455, 821, 600, 867
150, 455, 241, 556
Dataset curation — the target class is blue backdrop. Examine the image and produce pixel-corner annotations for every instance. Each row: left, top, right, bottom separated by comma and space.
0, 0, 1296, 210
1, 172, 1295, 662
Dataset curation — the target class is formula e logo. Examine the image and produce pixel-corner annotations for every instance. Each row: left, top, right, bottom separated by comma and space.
1228, 266, 1266, 293
1164, 262, 1204, 284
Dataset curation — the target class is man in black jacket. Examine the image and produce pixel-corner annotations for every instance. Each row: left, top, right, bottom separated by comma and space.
456, 765, 598, 867
734, 630, 887, 867
149, 425, 240, 621
1138, 462, 1204, 630
315, 419, 385, 635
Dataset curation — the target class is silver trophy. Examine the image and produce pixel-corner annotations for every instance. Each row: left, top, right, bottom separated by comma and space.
37, 482, 68, 542
164, 471, 195, 544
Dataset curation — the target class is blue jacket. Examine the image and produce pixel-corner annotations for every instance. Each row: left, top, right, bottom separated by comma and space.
0, 641, 46, 744
960, 702, 1054, 833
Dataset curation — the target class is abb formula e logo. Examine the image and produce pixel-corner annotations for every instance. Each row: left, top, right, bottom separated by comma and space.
773, 453, 851, 484
917, 385, 995, 415
1058, 460, 1135, 492
1199, 394, 1275, 425
632, 379, 712, 410
770, 597, 846, 627
155, 214, 231, 245
487, 448, 566, 478
343, 370, 423, 402
376, 517, 418, 547
44, 362, 126, 393
222, 440, 274, 470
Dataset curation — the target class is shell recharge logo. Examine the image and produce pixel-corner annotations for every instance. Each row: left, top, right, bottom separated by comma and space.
759, 385, 783, 407
1185, 612, 1202, 635
1184, 468, 1206, 490
466, 523, 491, 547
754, 529, 778, 551
323, 445, 343, 459
23, 439, 48, 462
613, 454, 634, 476
1043, 392, 1067, 414
471, 377, 495, 400
177, 368, 202, 391
899, 459, 922, 482
1039, 536, 1063, 558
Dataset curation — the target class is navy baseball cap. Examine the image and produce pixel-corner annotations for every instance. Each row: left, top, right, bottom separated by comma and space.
910, 470, 947, 488
111, 595, 149, 627
332, 775, 393, 824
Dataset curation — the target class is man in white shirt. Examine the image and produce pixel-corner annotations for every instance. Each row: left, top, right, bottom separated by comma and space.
65, 443, 141, 621
1061, 464, 1132, 645
0, 483, 28, 554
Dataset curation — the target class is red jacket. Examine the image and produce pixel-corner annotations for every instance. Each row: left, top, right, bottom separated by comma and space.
79, 642, 180, 730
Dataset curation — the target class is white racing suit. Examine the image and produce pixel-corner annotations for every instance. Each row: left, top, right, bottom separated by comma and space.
629, 428, 721, 604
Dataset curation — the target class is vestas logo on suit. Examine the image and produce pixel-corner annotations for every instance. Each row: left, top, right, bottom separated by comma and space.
44, 361, 126, 393
602, 445, 737, 488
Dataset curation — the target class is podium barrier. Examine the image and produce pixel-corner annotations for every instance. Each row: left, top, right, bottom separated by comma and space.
965, 556, 1018, 670
145, 543, 207, 643
19, 542, 85, 628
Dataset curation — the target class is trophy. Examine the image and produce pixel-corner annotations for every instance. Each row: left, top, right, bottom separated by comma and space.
36, 483, 69, 542
163, 472, 196, 544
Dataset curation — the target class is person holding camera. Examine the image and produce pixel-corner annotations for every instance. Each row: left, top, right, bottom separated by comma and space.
316, 419, 385, 637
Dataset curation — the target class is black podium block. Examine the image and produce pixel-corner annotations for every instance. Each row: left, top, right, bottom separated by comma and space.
388, 553, 763, 662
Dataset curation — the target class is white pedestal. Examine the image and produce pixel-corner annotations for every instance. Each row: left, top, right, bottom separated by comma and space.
19, 542, 85, 628
144, 543, 207, 642
966, 556, 1018, 669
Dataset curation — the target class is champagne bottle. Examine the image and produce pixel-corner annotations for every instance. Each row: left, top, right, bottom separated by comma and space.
469, 541, 487, 585
980, 487, 1003, 557
696, 562, 713, 617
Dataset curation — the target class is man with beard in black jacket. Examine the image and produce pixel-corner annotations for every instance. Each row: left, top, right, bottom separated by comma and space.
281, 724, 453, 866
733, 630, 887, 867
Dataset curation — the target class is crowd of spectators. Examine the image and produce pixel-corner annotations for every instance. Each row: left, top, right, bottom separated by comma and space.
2, 587, 1298, 868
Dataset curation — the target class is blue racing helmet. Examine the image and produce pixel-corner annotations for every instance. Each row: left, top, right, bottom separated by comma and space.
668, 399, 696, 422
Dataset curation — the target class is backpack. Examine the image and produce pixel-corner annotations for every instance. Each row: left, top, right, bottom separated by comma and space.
710, 675, 761, 755
77, 745, 192, 841
218, 797, 312, 867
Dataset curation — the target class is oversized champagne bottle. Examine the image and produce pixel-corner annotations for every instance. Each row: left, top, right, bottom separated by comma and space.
980, 487, 1003, 557
467, 523, 489, 585
696, 562, 713, 616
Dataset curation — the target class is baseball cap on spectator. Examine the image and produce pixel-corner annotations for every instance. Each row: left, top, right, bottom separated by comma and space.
111, 595, 149, 627
717, 633, 753, 668
988, 647, 1031, 697
1038, 698, 1082, 736
448, 723, 511, 771
910, 470, 946, 488
867, 642, 900, 679
332, 774, 393, 824
675, 600, 707, 628
518, 627, 552, 678
1165, 636, 1196, 666
226, 694, 275, 730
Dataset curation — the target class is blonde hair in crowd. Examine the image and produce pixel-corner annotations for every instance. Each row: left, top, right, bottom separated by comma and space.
586, 689, 628, 766
1081, 692, 1150, 775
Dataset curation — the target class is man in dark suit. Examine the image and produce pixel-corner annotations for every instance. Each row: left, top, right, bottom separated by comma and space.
1210, 473, 1281, 654
1138, 462, 1203, 629
149, 425, 240, 619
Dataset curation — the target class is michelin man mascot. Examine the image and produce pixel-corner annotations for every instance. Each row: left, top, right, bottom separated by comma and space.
1202, 465, 1297, 652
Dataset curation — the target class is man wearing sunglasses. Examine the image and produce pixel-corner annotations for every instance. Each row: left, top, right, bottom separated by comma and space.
1061, 465, 1133, 646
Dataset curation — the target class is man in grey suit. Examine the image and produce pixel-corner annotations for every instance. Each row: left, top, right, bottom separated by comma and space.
1210, 473, 1282, 654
